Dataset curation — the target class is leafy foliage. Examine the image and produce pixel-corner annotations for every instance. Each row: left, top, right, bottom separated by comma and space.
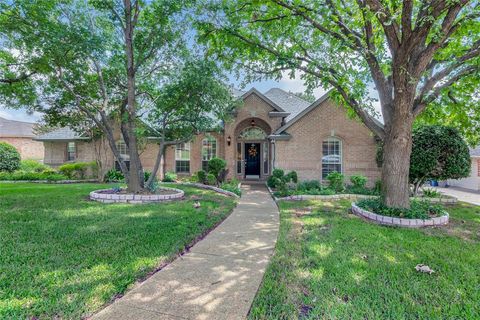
410, 125, 470, 194
357, 198, 445, 220
104, 169, 124, 182
58, 162, 97, 179
207, 157, 227, 185
326, 171, 345, 192
206, 173, 217, 186
220, 178, 241, 196
19, 160, 49, 173
0, 171, 67, 181
0, 142, 20, 172
350, 174, 367, 189
196, 170, 207, 184
162, 171, 177, 183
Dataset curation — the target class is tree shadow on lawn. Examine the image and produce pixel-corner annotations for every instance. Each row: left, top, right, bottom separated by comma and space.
0, 183, 236, 319
261, 200, 480, 319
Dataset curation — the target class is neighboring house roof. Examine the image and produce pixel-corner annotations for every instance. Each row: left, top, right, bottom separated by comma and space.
263, 88, 311, 122
34, 127, 89, 141
0, 117, 37, 138
470, 146, 480, 157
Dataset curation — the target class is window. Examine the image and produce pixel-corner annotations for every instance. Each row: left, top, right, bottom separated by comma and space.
238, 127, 267, 140
175, 142, 190, 173
66, 142, 76, 161
322, 138, 342, 179
115, 140, 130, 171
202, 135, 217, 171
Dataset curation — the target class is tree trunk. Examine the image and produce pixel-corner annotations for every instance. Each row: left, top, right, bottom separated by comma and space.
124, 0, 144, 193
146, 140, 166, 188
381, 107, 414, 208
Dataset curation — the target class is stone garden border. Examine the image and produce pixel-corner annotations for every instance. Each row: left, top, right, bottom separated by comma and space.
351, 203, 449, 228
89, 186, 184, 204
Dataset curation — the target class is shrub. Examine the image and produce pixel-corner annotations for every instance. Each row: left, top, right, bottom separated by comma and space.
297, 180, 321, 191
58, 161, 97, 179
0, 142, 20, 172
104, 169, 124, 182
206, 173, 217, 185
0, 171, 68, 181
144, 171, 152, 182
285, 171, 298, 183
207, 157, 227, 184
162, 171, 177, 182
357, 198, 444, 219
267, 176, 284, 188
272, 168, 284, 179
374, 180, 382, 195
326, 171, 344, 192
350, 174, 367, 189
20, 160, 49, 173
196, 170, 207, 184
421, 188, 441, 198
220, 178, 241, 196
410, 125, 470, 195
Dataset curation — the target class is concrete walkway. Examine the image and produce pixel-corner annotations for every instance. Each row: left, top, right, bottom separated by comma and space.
435, 186, 480, 206
92, 184, 279, 320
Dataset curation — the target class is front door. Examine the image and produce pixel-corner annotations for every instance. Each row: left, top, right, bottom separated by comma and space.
244, 143, 261, 177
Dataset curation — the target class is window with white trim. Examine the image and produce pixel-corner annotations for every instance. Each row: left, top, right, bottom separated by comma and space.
175, 142, 191, 173
66, 142, 76, 161
202, 135, 217, 171
322, 138, 342, 179
115, 140, 130, 170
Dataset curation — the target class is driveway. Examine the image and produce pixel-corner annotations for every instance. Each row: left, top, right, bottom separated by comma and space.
91, 184, 279, 320
435, 186, 480, 206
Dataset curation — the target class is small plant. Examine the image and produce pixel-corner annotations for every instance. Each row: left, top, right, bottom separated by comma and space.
162, 171, 177, 182
357, 198, 444, 219
285, 171, 298, 183
326, 171, 344, 192
297, 180, 321, 191
0, 142, 21, 172
144, 171, 152, 182
59, 161, 97, 179
350, 174, 367, 189
421, 188, 441, 198
104, 169, 124, 182
207, 157, 227, 185
220, 178, 242, 196
147, 176, 160, 193
20, 160, 49, 173
272, 168, 284, 179
206, 173, 217, 185
374, 180, 382, 195
196, 170, 207, 184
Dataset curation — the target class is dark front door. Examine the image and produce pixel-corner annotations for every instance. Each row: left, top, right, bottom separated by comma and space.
245, 143, 261, 176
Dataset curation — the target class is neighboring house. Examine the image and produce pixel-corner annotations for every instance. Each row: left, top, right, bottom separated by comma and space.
0, 116, 44, 161
447, 146, 480, 191
35, 88, 381, 184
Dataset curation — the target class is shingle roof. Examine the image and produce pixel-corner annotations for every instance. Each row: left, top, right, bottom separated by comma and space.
35, 127, 88, 141
470, 146, 480, 157
0, 117, 37, 138
263, 88, 311, 121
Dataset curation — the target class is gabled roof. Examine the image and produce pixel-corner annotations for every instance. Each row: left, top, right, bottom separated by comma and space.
274, 90, 332, 134
34, 127, 89, 141
240, 88, 286, 113
264, 88, 311, 122
0, 117, 37, 138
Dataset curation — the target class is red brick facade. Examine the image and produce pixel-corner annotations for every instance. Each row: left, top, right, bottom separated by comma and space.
41, 89, 381, 184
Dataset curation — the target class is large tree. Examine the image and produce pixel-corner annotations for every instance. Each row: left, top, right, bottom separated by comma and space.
198, 0, 480, 208
1, 0, 198, 192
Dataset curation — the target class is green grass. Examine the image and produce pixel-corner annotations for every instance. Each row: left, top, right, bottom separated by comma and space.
0, 182, 236, 319
249, 200, 480, 319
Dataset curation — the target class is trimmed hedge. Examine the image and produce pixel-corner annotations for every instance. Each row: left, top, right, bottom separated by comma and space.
58, 161, 98, 179
0, 142, 21, 172
0, 171, 68, 181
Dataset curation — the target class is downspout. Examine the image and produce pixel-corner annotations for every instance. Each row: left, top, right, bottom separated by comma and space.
271, 138, 276, 170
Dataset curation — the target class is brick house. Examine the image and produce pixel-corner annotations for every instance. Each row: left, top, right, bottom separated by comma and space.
446, 146, 480, 191
35, 88, 381, 184
0, 116, 44, 161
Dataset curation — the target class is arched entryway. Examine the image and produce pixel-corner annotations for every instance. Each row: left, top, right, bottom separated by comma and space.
234, 118, 272, 180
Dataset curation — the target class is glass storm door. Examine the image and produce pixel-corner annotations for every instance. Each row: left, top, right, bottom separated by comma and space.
244, 143, 261, 176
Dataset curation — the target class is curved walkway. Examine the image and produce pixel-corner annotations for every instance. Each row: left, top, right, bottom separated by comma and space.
92, 184, 279, 320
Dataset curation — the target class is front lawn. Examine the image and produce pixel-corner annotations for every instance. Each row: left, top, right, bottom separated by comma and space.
0, 183, 236, 319
249, 200, 480, 319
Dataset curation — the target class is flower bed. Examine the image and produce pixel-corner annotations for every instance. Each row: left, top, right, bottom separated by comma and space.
89, 186, 184, 203
351, 203, 449, 228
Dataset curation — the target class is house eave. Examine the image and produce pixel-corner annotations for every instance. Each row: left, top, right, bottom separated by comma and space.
268, 111, 290, 118
268, 134, 291, 141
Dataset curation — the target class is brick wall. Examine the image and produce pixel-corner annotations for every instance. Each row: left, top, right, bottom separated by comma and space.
1, 137, 44, 160
275, 99, 381, 186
